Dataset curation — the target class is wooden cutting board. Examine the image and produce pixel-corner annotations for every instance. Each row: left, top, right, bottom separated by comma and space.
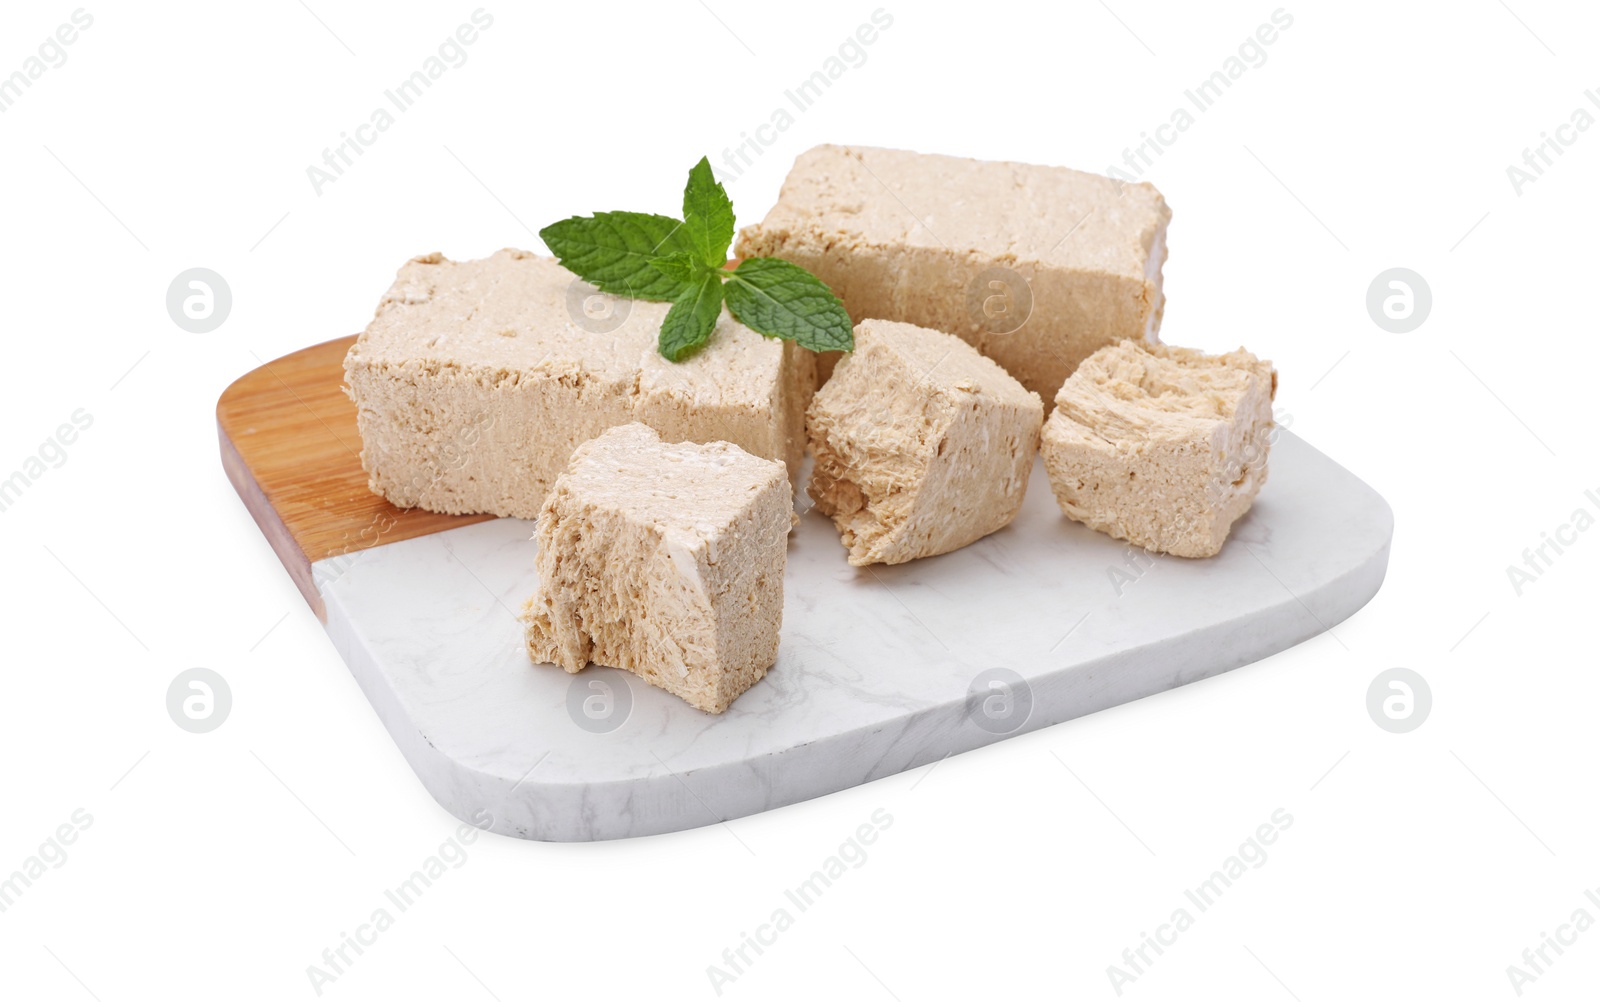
216, 336, 492, 620
218, 340, 1393, 842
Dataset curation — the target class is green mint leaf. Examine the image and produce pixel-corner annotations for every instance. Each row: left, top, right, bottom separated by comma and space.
649, 251, 703, 286
539, 211, 692, 302
658, 271, 724, 362
723, 258, 854, 352
681, 156, 735, 269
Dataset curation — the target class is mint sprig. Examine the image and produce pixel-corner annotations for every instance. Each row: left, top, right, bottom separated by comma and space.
538, 211, 694, 302
725, 258, 856, 352
540, 157, 853, 361
659, 271, 724, 362
681, 158, 735, 270
648, 252, 700, 286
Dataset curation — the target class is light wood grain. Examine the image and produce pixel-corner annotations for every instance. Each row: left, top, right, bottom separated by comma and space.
216, 336, 492, 620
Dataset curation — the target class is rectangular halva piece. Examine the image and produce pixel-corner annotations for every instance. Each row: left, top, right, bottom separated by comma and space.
522, 423, 791, 714
1041, 340, 1276, 558
807, 318, 1043, 565
736, 145, 1170, 401
344, 250, 815, 518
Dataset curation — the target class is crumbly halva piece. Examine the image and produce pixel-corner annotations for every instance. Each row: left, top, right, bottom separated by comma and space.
735, 144, 1170, 400
344, 250, 814, 518
806, 319, 1044, 566
1040, 340, 1277, 558
521, 423, 792, 714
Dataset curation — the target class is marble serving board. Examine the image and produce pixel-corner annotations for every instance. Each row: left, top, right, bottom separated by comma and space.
218, 339, 1392, 842
318, 437, 1391, 842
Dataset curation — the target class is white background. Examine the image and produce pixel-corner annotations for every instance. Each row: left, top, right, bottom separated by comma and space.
2, 1, 1596, 999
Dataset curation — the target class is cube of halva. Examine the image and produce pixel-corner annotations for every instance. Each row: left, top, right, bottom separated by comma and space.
736, 145, 1170, 401
1040, 340, 1277, 558
521, 423, 792, 714
344, 250, 814, 519
807, 319, 1044, 566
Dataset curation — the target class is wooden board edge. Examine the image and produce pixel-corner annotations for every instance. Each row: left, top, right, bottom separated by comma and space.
218, 417, 327, 622
216, 336, 503, 621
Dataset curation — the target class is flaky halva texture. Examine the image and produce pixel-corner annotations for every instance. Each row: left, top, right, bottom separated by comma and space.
521, 423, 792, 714
1040, 340, 1277, 558
806, 319, 1044, 566
735, 144, 1170, 400
343, 250, 815, 519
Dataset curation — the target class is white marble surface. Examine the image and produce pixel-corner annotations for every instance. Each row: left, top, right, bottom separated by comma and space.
313, 431, 1392, 841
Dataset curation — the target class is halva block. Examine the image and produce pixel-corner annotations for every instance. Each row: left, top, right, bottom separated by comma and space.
1040, 340, 1276, 558
521, 423, 792, 714
807, 318, 1044, 566
736, 144, 1170, 400
344, 250, 814, 518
